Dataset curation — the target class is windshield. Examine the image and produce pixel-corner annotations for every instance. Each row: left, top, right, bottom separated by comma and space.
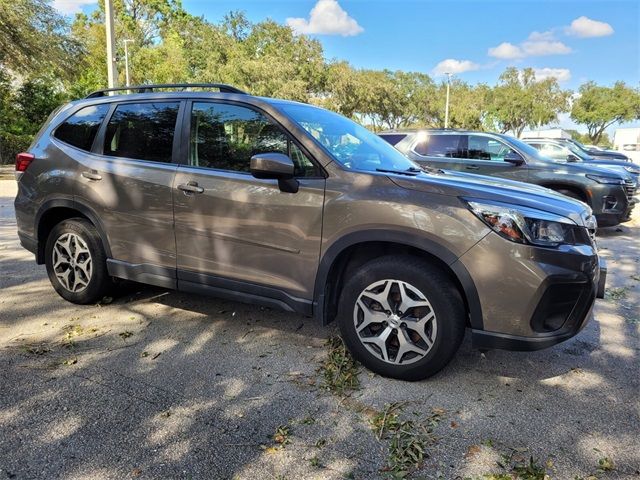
278, 103, 419, 172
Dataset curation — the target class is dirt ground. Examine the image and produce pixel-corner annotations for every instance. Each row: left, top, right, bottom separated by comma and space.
1, 178, 638, 479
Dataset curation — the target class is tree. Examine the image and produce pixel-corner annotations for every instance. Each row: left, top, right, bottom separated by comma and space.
433, 80, 489, 130
571, 81, 640, 143
487, 67, 569, 137
0, 0, 80, 77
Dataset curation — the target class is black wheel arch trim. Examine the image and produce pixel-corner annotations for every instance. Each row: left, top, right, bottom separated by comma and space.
312, 229, 483, 330
34, 198, 113, 264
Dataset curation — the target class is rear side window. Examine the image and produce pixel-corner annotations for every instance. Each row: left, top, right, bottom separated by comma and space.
414, 134, 463, 157
54, 104, 110, 151
103, 102, 179, 162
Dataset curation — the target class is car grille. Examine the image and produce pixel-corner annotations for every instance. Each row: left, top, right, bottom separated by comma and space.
624, 179, 637, 200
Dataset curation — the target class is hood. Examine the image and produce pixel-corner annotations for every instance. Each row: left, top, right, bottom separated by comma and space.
389, 170, 591, 225
589, 150, 629, 160
535, 158, 631, 179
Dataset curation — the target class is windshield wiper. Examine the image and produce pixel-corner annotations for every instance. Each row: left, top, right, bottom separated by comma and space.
413, 165, 445, 175
375, 168, 420, 176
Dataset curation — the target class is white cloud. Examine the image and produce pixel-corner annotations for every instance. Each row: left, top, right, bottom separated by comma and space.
528, 30, 556, 41
488, 42, 524, 59
533, 67, 572, 83
521, 40, 572, 56
432, 59, 480, 75
52, 0, 96, 15
566, 16, 614, 38
286, 0, 363, 37
489, 38, 571, 59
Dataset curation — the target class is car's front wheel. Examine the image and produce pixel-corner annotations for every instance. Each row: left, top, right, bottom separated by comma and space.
337, 255, 466, 381
45, 218, 114, 304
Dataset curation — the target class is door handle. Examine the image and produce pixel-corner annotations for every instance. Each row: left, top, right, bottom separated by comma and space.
177, 181, 204, 194
465, 165, 480, 170
81, 171, 102, 181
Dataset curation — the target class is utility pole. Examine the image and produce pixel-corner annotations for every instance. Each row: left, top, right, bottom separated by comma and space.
444, 72, 452, 129
123, 39, 133, 87
105, 0, 118, 89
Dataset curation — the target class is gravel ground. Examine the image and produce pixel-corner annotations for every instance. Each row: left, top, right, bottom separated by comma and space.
0, 178, 638, 480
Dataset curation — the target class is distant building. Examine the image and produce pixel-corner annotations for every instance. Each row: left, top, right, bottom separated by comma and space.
521, 128, 572, 139
613, 128, 640, 163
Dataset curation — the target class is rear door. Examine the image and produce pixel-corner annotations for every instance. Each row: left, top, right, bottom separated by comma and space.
73, 100, 182, 275
172, 100, 325, 302
409, 133, 466, 171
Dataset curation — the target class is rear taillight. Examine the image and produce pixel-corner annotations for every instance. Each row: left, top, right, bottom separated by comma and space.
15, 152, 35, 172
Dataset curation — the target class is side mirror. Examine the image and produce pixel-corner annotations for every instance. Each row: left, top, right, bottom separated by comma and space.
566, 154, 579, 163
504, 151, 524, 166
250, 153, 298, 193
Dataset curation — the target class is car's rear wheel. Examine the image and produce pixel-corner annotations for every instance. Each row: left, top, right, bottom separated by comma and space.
337, 255, 466, 381
45, 219, 113, 304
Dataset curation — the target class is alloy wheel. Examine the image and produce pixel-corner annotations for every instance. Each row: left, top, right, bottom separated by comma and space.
52, 233, 93, 293
353, 279, 437, 365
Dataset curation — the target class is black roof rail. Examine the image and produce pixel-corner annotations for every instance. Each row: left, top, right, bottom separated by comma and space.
85, 83, 247, 98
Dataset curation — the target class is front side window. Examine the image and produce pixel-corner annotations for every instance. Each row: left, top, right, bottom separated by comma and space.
103, 102, 179, 162
190, 102, 317, 177
414, 134, 463, 158
54, 104, 110, 151
467, 135, 514, 161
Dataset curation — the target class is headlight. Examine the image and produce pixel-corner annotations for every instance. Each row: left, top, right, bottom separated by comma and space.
623, 166, 640, 175
586, 174, 624, 184
466, 200, 589, 247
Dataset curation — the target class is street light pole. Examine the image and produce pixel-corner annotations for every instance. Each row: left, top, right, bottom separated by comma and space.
105, 0, 118, 89
123, 39, 133, 87
444, 72, 452, 129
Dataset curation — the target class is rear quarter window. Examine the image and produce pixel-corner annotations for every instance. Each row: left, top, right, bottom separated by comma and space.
53, 104, 110, 151
379, 134, 408, 146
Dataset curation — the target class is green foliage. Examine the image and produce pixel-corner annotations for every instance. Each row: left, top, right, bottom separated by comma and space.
0, 0, 81, 77
0, 131, 33, 164
571, 81, 640, 143
487, 67, 569, 137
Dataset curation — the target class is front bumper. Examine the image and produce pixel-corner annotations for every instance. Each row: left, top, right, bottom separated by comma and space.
454, 231, 605, 351
592, 184, 636, 227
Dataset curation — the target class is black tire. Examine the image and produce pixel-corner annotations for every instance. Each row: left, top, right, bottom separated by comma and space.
337, 255, 466, 381
45, 218, 114, 304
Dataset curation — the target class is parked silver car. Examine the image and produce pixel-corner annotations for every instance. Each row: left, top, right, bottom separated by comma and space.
14, 84, 606, 380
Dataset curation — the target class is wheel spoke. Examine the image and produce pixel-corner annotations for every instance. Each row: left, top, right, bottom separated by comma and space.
398, 282, 430, 315
396, 328, 427, 363
356, 298, 387, 332
361, 279, 394, 313
362, 325, 393, 362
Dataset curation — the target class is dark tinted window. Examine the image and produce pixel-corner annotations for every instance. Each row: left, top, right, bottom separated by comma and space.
414, 134, 463, 157
103, 102, 179, 162
190, 102, 317, 177
54, 104, 110, 151
379, 134, 407, 146
466, 135, 515, 161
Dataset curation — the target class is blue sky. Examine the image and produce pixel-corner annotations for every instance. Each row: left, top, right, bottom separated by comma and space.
57, 0, 639, 131
175, 0, 639, 90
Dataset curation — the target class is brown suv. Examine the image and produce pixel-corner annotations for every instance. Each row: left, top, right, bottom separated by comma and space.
14, 84, 605, 380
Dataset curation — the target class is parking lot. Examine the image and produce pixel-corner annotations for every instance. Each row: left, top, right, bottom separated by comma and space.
0, 178, 638, 479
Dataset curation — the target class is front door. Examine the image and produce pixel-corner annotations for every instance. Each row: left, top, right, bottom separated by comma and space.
461, 134, 528, 182
173, 101, 325, 303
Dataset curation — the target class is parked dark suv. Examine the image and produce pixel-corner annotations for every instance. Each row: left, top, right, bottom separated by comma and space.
15, 84, 606, 380
380, 130, 636, 227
